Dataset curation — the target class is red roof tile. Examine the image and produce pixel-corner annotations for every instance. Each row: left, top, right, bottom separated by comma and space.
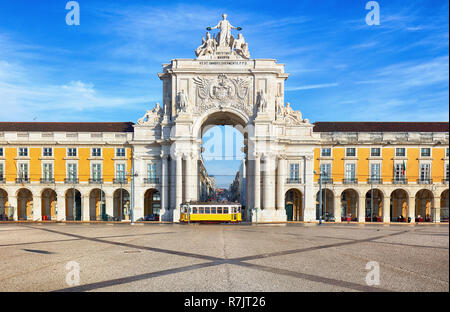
313, 122, 449, 133
0, 122, 134, 132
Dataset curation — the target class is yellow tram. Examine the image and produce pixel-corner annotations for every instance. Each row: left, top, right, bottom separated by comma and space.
180, 202, 242, 223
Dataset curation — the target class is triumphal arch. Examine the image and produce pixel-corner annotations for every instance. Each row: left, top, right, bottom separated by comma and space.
132, 14, 319, 222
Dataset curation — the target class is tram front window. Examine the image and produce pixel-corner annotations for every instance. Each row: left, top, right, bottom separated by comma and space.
193, 207, 198, 214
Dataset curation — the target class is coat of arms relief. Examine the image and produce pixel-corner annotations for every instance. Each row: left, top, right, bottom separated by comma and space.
192, 74, 253, 116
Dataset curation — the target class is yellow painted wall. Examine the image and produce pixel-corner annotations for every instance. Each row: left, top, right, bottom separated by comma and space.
313, 148, 320, 182
408, 148, 419, 182
333, 148, 345, 183
357, 148, 370, 182
5, 148, 17, 182
382, 148, 394, 183
432, 148, 445, 182
103, 148, 115, 182
30, 148, 41, 182
78, 148, 90, 182
54, 148, 66, 182
127, 148, 132, 183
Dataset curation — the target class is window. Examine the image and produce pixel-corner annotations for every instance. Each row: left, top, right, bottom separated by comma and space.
116, 164, 126, 180
68, 163, 77, 181
67, 148, 77, 157
289, 163, 299, 180
446, 148, 449, 157
223, 207, 229, 214
217, 207, 223, 214
92, 148, 101, 157
19, 147, 28, 157
116, 148, 126, 157
321, 148, 331, 157
370, 163, 381, 180
345, 163, 356, 180
152, 192, 160, 201
395, 148, 406, 157
18, 163, 28, 180
92, 164, 102, 181
420, 148, 431, 157
319, 163, 331, 179
419, 164, 431, 182
43, 163, 53, 180
346, 148, 356, 157
0, 163, 4, 180
446, 164, 449, 180
43, 147, 53, 157
148, 163, 157, 179
370, 148, 381, 157
394, 163, 406, 181
0, 147, 3, 157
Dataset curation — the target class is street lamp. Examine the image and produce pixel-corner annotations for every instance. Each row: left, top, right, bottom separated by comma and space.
314, 170, 323, 225
128, 168, 138, 225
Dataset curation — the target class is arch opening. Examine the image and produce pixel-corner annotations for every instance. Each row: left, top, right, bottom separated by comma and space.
114, 188, 130, 221
415, 189, 434, 222
0, 189, 12, 221
285, 189, 303, 221
89, 189, 105, 221
17, 189, 33, 220
41, 188, 57, 221
144, 189, 160, 221
441, 190, 449, 222
365, 189, 383, 222
390, 189, 409, 222
65, 189, 81, 221
340, 189, 359, 222
315, 189, 334, 221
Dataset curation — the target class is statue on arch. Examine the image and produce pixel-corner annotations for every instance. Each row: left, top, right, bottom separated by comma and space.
195, 32, 217, 57
177, 90, 189, 113
256, 90, 267, 113
207, 13, 242, 47
233, 33, 250, 59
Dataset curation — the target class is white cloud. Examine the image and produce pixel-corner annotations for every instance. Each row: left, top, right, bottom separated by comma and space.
286, 83, 339, 91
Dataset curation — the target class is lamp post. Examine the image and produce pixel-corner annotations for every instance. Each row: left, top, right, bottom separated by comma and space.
370, 173, 374, 223
314, 170, 323, 225
129, 159, 138, 225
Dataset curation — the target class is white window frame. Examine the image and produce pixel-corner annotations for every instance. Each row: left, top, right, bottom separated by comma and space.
420, 147, 431, 157
67, 162, 78, 181
42, 162, 54, 181
370, 147, 381, 157
116, 148, 126, 157
344, 163, 356, 180
321, 148, 332, 157
91, 163, 102, 181
0, 147, 4, 157
18, 162, 29, 180
0, 162, 4, 180
115, 163, 126, 180
395, 147, 406, 157
91, 148, 102, 157
67, 147, 77, 157
42, 147, 53, 157
394, 162, 406, 181
345, 147, 357, 157
370, 163, 381, 181
419, 163, 431, 182
18, 147, 28, 157
319, 163, 332, 180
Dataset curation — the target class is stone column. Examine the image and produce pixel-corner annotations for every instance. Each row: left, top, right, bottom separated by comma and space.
383, 196, 391, 223
82, 195, 90, 221
105, 194, 114, 220
160, 155, 169, 219
254, 154, 261, 210
9, 195, 17, 221
170, 157, 176, 210
56, 192, 66, 221
334, 193, 341, 222
174, 154, 183, 222
303, 156, 316, 221
358, 195, 365, 223
33, 195, 42, 221
433, 196, 441, 223
276, 156, 286, 210
408, 196, 416, 223
263, 155, 271, 210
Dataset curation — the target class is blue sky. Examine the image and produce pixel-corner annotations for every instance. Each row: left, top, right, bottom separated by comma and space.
0, 0, 448, 187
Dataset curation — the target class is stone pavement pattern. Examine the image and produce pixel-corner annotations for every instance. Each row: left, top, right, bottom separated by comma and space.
0, 223, 448, 292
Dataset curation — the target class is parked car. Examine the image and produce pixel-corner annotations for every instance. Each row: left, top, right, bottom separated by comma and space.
144, 214, 158, 221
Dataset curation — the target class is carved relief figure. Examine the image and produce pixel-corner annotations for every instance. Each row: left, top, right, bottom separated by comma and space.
275, 96, 284, 118
177, 90, 189, 113
256, 90, 267, 113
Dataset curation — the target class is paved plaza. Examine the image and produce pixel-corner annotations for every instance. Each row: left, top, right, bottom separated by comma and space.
0, 223, 448, 292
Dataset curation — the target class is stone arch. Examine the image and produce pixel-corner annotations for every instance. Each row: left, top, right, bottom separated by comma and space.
144, 188, 161, 220
0, 188, 10, 220
285, 188, 303, 221
193, 107, 250, 139
315, 188, 334, 221
113, 188, 130, 221
17, 188, 33, 220
415, 189, 434, 222
41, 188, 57, 221
390, 189, 409, 222
365, 188, 384, 222
341, 189, 359, 221
65, 188, 81, 221
89, 188, 105, 221
440, 189, 449, 222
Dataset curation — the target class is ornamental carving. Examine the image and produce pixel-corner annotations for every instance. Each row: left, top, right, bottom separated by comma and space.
193, 74, 252, 115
